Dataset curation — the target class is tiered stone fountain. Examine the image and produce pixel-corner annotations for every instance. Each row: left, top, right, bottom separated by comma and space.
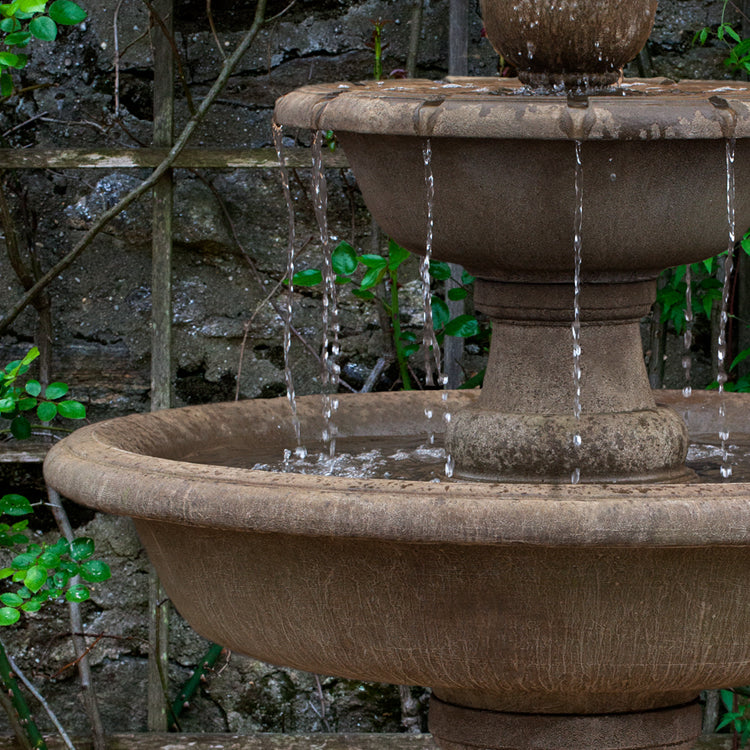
45, 1, 750, 748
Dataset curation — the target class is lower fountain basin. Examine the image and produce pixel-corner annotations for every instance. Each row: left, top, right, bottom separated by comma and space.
43, 389, 750, 748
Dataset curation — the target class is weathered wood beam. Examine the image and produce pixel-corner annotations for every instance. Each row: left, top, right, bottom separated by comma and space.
0, 733, 734, 750
0, 147, 349, 169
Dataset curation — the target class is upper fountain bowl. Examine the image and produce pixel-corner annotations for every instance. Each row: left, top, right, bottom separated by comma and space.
480, 0, 658, 89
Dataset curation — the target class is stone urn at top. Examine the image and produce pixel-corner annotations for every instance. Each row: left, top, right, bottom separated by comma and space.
481, 0, 658, 88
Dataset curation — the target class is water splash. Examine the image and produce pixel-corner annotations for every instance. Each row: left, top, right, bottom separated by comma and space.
311, 130, 341, 457
273, 123, 301, 445
421, 139, 442, 387
717, 137, 737, 479
571, 140, 584, 485
682, 264, 693, 399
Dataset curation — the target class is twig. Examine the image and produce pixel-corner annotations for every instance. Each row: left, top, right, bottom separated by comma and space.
360, 356, 390, 392
0, 0, 270, 334
141, 0, 196, 114
112, 0, 126, 118
406, 0, 424, 78
235, 276, 286, 400
47, 488, 105, 750
2, 112, 49, 140
0, 639, 46, 750
206, 0, 225, 59
48, 634, 105, 680
313, 674, 331, 732
0, 686, 33, 750
1, 642, 77, 750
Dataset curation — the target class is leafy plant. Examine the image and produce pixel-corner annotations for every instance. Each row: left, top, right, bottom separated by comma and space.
292, 239, 485, 390
0, 348, 108, 750
0, 0, 86, 97
0, 346, 86, 439
717, 687, 750, 747
694, 0, 750, 76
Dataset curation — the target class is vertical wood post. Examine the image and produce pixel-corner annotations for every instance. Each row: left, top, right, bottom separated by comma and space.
148, 0, 174, 731
445, 0, 469, 388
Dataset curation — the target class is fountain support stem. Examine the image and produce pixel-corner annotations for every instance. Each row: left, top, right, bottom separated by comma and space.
447, 278, 690, 483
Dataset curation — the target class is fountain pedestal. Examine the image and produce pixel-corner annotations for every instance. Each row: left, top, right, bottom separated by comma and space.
449, 278, 690, 482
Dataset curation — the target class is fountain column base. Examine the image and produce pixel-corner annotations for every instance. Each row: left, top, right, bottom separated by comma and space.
429, 696, 702, 750
447, 279, 690, 483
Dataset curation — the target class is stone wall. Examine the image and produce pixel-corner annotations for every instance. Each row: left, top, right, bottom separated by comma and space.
0, 0, 742, 736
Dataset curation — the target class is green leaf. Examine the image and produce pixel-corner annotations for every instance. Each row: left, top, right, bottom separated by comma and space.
0, 493, 32, 516
0, 396, 15, 412
429, 260, 451, 281
29, 14, 56, 40
80, 559, 111, 582
0, 71, 12, 96
444, 314, 481, 338
11, 551, 35, 570
70, 536, 95, 561
17, 0, 47, 12
291, 268, 322, 287
461, 270, 475, 285
358, 254, 387, 270
331, 241, 358, 276
24, 565, 46, 593
431, 296, 450, 330
0, 50, 25, 67
65, 585, 90, 603
20, 347, 39, 366
359, 266, 386, 291
0, 17, 20, 31
0, 568, 13, 579
57, 400, 86, 419
36, 400, 57, 422
24, 380, 41, 397
10, 415, 31, 440
387, 240, 410, 270
447, 287, 468, 301
16, 397, 37, 411
38, 550, 60, 568
731, 347, 750, 371
351, 289, 376, 300
0, 607, 20, 626
4, 30, 30, 45
0, 593, 23, 607
20, 600, 43, 612
45, 381, 68, 400
459, 368, 485, 389
48, 0, 86, 24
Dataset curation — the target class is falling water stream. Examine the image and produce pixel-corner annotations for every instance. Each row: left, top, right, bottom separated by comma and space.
571, 140, 584, 485
272, 123, 302, 447
718, 137, 737, 478
311, 130, 341, 459
682, 264, 694, 400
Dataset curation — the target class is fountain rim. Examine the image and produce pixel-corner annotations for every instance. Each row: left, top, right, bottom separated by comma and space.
273, 77, 750, 141
43, 390, 750, 549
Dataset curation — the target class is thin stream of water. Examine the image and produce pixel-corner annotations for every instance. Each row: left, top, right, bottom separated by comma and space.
571, 140, 584, 485
272, 123, 302, 447
311, 130, 341, 458
420, 140, 453, 477
420, 139, 442, 387
718, 137, 737, 478
682, 265, 693, 399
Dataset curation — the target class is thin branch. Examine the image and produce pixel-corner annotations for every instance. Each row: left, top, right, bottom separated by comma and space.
206, 0, 225, 59
406, 0, 424, 78
0, 0, 269, 334
47, 488, 105, 750
141, 0, 196, 114
1, 642, 77, 750
2, 111, 49, 140
113, 0, 126, 118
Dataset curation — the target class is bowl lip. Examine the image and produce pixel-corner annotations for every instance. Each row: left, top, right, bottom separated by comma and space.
43, 390, 750, 548
273, 77, 750, 141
